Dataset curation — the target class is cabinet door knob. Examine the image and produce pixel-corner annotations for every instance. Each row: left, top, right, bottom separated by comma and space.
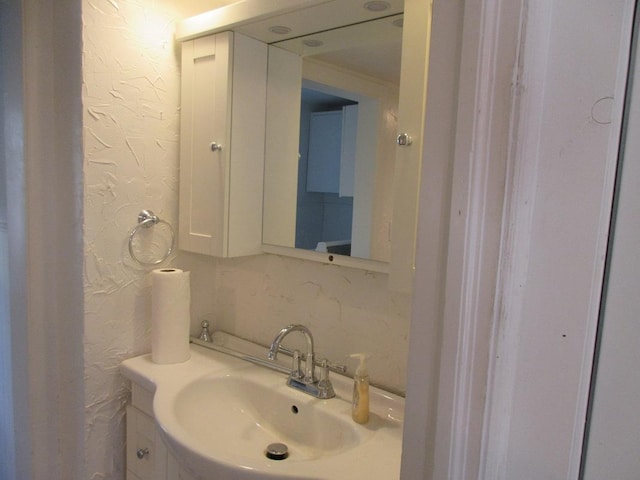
136, 447, 150, 459
396, 133, 413, 146
210, 142, 223, 152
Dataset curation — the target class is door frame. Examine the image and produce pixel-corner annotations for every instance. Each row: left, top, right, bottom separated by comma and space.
402, 0, 636, 478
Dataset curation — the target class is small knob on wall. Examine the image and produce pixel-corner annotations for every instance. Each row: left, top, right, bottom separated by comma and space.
136, 447, 149, 459
396, 133, 413, 146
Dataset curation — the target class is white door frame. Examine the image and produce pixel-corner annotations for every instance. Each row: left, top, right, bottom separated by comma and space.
402, 0, 636, 478
1, 0, 85, 478
401, 0, 527, 474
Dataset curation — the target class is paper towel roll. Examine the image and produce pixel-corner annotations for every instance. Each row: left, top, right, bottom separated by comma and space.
151, 268, 191, 364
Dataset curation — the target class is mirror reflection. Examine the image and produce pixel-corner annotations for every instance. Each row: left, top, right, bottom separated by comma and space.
296, 86, 357, 255
263, 14, 403, 263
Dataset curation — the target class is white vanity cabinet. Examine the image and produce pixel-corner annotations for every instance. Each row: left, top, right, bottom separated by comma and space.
125, 384, 197, 480
178, 31, 267, 258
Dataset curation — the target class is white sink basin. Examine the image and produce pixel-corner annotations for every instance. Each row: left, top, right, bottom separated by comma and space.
121, 338, 404, 480
172, 372, 362, 460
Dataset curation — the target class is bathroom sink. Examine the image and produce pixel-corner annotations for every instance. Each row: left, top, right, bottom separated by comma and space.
171, 372, 361, 460
121, 338, 404, 480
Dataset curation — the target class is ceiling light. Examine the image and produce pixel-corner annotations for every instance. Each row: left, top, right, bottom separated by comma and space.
269, 25, 292, 35
364, 1, 390, 12
392, 17, 404, 28
302, 39, 324, 47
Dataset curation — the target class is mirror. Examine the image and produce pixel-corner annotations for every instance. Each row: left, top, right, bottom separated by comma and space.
176, 0, 430, 291
262, 14, 403, 264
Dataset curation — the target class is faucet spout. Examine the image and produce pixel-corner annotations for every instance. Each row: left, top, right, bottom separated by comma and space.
267, 324, 315, 383
267, 324, 339, 399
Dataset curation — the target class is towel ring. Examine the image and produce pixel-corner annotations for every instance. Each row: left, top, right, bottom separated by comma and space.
128, 210, 176, 266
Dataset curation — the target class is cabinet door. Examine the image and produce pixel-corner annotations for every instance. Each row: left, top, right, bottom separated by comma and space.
179, 32, 267, 258
179, 32, 231, 257
167, 451, 200, 480
126, 406, 159, 480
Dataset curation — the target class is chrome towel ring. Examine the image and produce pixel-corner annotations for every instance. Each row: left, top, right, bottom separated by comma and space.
128, 210, 176, 266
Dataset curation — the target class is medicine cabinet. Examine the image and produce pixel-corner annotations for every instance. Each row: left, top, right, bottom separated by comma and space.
176, 0, 430, 293
178, 31, 267, 258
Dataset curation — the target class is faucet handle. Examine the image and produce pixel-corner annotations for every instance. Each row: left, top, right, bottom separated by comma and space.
319, 359, 330, 381
277, 345, 346, 374
290, 350, 304, 380
323, 359, 347, 374
305, 351, 316, 383
317, 359, 336, 399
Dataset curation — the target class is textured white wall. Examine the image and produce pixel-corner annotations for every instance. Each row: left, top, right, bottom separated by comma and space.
82, 1, 412, 478
82, 1, 223, 477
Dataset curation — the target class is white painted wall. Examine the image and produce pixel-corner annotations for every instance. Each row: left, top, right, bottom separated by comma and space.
82, 1, 411, 477
582, 22, 640, 478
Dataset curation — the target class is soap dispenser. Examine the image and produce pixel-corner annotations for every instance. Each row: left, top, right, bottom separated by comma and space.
350, 353, 370, 424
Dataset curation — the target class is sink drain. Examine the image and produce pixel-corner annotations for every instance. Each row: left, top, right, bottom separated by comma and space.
265, 442, 289, 461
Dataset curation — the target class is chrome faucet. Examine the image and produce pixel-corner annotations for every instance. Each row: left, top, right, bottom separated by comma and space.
268, 324, 316, 382
268, 324, 342, 399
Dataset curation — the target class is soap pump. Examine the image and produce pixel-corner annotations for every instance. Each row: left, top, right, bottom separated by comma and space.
350, 353, 370, 424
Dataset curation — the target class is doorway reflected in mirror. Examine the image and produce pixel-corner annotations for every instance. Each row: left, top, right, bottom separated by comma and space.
296, 88, 358, 254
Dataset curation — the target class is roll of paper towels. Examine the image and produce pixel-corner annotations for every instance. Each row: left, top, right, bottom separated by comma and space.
151, 268, 191, 364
